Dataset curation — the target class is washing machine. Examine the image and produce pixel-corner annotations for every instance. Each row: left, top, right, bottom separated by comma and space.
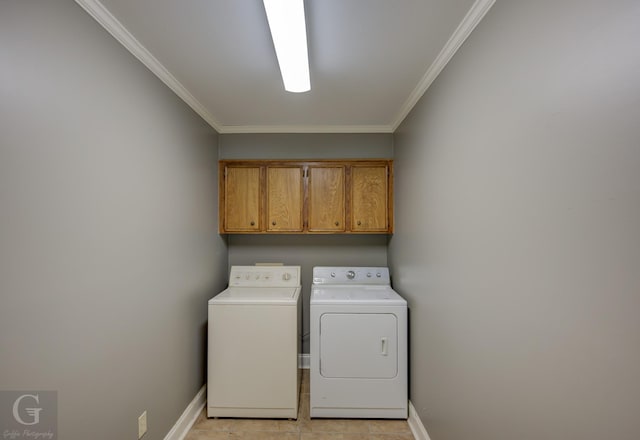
310, 266, 408, 419
207, 265, 301, 418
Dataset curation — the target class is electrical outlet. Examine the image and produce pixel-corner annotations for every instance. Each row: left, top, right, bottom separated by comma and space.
138, 410, 147, 439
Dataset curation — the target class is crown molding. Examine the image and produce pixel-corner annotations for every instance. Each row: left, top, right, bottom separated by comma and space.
74, 0, 224, 132
217, 124, 394, 134
390, 0, 496, 131
76, 0, 493, 135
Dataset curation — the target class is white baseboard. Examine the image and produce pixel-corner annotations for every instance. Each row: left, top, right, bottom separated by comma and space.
298, 353, 310, 369
408, 401, 432, 440
163, 385, 206, 440
164, 371, 423, 440
164, 355, 308, 439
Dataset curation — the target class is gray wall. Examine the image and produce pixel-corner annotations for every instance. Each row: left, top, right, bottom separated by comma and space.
0, 2, 227, 440
389, 1, 640, 440
219, 133, 393, 160
221, 133, 393, 352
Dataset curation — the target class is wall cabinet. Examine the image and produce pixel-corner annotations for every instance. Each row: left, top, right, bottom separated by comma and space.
267, 166, 304, 232
223, 165, 261, 232
351, 164, 389, 232
219, 160, 393, 234
308, 165, 345, 232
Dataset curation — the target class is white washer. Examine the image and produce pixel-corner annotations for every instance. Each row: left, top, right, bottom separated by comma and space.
208, 265, 301, 418
310, 267, 408, 419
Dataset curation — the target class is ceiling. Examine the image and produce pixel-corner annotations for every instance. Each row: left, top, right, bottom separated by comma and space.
75, 0, 494, 134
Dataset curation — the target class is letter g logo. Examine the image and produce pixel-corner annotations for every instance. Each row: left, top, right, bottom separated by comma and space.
12, 393, 43, 426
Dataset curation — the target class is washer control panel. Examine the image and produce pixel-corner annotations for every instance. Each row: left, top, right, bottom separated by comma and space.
229, 266, 301, 287
312, 267, 390, 285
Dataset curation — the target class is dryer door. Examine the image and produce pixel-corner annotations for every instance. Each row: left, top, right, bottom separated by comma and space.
319, 313, 397, 379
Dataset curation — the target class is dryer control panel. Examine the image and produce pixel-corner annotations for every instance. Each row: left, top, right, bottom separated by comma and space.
229, 266, 301, 287
312, 267, 390, 285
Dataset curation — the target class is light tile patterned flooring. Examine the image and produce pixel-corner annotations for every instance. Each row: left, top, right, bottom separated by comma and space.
187, 369, 414, 440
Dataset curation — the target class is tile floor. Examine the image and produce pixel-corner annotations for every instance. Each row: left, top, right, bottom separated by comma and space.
187, 369, 414, 440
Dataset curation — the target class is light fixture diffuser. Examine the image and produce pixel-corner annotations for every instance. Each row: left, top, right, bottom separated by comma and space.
263, 0, 310, 93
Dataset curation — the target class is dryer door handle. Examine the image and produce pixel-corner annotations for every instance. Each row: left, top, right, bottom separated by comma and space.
381, 337, 388, 356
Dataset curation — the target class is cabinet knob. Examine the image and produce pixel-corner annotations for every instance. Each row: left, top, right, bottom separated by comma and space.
250, 221, 255, 226
357, 220, 362, 226
272, 221, 276, 226
335, 221, 339, 226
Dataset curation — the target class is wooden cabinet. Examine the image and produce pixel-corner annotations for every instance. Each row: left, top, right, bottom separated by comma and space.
351, 164, 389, 232
219, 160, 393, 234
267, 166, 304, 232
308, 165, 345, 232
222, 165, 261, 232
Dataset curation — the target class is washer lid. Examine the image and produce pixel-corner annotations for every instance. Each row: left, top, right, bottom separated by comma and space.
310, 286, 406, 306
209, 287, 300, 305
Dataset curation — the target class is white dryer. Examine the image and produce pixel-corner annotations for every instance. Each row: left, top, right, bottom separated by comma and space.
310, 267, 408, 419
208, 265, 301, 418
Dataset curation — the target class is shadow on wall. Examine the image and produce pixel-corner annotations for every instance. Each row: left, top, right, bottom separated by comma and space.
227, 234, 390, 267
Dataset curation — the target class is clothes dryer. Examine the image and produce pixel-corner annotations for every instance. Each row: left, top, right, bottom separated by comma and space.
310, 267, 408, 419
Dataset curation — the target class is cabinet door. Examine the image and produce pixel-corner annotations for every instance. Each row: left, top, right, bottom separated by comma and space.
267, 166, 303, 232
224, 166, 261, 232
308, 166, 345, 232
351, 165, 389, 232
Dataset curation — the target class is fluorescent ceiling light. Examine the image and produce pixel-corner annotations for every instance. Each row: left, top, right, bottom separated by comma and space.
263, 0, 310, 93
